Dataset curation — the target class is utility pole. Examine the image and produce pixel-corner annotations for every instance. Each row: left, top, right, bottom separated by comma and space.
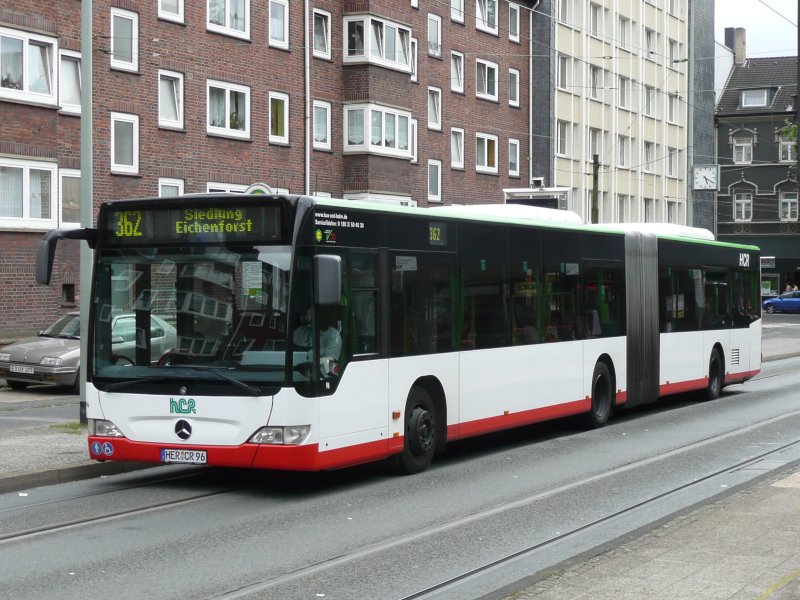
591, 154, 599, 224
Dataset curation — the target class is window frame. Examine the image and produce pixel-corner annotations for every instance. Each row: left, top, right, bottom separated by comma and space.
508, 3, 520, 43
508, 68, 520, 107
428, 13, 442, 58
110, 111, 139, 175
344, 103, 413, 159
740, 89, 768, 108
779, 136, 797, 163
344, 15, 412, 73
589, 65, 602, 100
476, 0, 499, 35
207, 0, 251, 40
617, 134, 628, 168
0, 27, 58, 105
451, 127, 465, 169
451, 51, 465, 93
313, 8, 331, 60
451, 0, 465, 23
158, 0, 185, 23
618, 75, 629, 109
0, 157, 58, 230
733, 137, 753, 164
58, 49, 81, 115
733, 192, 753, 221
643, 141, 654, 172
269, 0, 289, 49
110, 7, 139, 72
508, 138, 520, 176
780, 191, 799, 221
269, 91, 290, 145
557, 54, 571, 91
158, 177, 185, 197
556, 120, 570, 157
206, 79, 251, 139
58, 168, 81, 228
158, 69, 184, 129
476, 132, 498, 174
427, 86, 442, 130
666, 147, 677, 177
313, 100, 332, 151
206, 182, 248, 193
589, 3, 602, 38
428, 159, 442, 202
476, 58, 498, 102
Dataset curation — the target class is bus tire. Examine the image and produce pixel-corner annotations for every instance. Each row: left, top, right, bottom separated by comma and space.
585, 362, 613, 429
705, 348, 723, 401
394, 387, 437, 475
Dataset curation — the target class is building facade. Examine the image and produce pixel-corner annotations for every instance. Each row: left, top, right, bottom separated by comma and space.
2, 0, 537, 338
546, 0, 689, 224
715, 29, 798, 294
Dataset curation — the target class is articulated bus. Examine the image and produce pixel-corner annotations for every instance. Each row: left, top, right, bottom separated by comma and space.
36, 194, 761, 474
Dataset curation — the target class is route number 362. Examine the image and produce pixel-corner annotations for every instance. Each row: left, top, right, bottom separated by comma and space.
115, 211, 143, 238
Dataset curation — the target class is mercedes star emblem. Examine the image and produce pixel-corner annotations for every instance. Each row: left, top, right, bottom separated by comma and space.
179, 386, 188, 395
175, 419, 192, 440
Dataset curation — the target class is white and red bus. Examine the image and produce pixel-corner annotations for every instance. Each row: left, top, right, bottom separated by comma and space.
36, 194, 761, 474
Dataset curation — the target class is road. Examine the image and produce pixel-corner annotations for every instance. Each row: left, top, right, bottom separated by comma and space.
1, 345, 800, 599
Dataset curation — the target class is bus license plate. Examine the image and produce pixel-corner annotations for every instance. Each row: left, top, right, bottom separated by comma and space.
160, 448, 207, 464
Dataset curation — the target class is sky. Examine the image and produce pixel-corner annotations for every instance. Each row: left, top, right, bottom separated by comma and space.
714, 0, 797, 57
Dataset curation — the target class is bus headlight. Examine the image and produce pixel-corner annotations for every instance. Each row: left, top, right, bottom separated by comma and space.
89, 419, 125, 437
40, 357, 63, 367
249, 425, 310, 445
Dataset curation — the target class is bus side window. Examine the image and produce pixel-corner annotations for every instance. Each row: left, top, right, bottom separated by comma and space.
351, 253, 378, 355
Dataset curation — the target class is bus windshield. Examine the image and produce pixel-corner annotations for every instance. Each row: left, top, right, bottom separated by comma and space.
91, 244, 293, 389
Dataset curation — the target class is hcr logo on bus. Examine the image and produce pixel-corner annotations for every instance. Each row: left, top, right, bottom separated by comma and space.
739, 253, 750, 268
170, 398, 196, 414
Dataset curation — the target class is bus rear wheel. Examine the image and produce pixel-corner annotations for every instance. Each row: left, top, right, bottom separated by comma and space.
394, 387, 437, 475
705, 348, 723, 401
585, 362, 613, 429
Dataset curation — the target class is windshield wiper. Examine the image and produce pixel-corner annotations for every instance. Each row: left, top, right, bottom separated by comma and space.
103, 376, 182, 392
181, 366, 262, 396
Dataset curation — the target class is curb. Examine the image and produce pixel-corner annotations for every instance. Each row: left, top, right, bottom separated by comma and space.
0, 461, 155, 495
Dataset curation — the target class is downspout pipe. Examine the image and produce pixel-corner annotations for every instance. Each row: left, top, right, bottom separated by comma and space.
529, 0, 541, 188
304, 0, 311, 195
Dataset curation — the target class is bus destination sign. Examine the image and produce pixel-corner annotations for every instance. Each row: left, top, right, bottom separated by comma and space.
102, 205, 283, 245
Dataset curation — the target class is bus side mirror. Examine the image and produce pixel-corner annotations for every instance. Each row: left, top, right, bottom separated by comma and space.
36, 228, 97, 286
314, 254, 341, 306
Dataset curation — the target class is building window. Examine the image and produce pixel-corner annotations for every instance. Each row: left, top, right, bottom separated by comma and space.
667, 200, 678, 224
666, 147, 677, 177
428, 14, 441, 57
207, 80, 250, 138
557, 0, 570, 24
207, 182, 248, 193
451, 0, 465, 23
313, 100, 331, 150
644, 198, 654, 222
208, 0, 250, 39
344, 104, 412, 158
617, 194, 628, 222
476, 58, 498, 101
588, 127, 601, 161
556, 120, 570, 156
589, 3, 602, 37
643, 85, 655, 116
618, 76, 629, 109
740, 89, 768, 108
0, 27, 57, 105
645, 28, 656, 57
509, 69, 519, 106
269, 0, 289, 49
269, 91, 289, 144
0, 158, 56, 229
111, 112, 139, 175
451, 51, 464, 93
509, 4, 520, 42
111, 8, 138, 71
451, 128, 464, 169
557, 55, 571, 90
427, 86, 441, 130
158, 70, 184, 129
313, 9, 331, 59
589, 66, 602, 100
477, 0, 498, 34
668, 39, 680, 66
781, 192, 798, 221
668, 94, 679, 123
643, 141, 654, 172
618, 135, 628, 167
59, 169, 80, 227
618, 16, 629, 50
428, 160, 442, 201
58, 50, 81, 115
410, 118, 418, 162
345, 16, 412, 72
159, 0, 184, 23
508, 138, 519, 176
159, 177, 184, 197
476, 132, 498, 173
733, 137, 752, 164
734, 192, 752, 221
780, 136, 797, 162
410, 38, 418, 82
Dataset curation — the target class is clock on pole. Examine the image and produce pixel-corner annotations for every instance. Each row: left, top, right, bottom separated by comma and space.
692, 165, 719, 190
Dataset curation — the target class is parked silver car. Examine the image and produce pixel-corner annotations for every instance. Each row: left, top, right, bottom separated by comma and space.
0, 312, 176, 392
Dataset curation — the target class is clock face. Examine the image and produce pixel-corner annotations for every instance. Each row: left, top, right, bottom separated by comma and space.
693, 166, 717, 190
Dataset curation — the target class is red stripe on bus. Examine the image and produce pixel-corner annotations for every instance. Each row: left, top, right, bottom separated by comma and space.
725, 369, 760, 385
448, 399, 591, 440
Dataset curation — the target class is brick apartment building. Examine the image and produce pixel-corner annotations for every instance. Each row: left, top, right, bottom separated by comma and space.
1, 0, 537, 338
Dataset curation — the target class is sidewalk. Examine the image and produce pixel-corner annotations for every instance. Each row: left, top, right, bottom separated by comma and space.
1, 333, 799, 600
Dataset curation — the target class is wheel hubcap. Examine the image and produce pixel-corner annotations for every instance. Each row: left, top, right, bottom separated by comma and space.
409, 407, 434, 455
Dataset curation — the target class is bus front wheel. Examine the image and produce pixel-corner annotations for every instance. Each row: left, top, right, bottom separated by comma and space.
394, 387, 437, 475
585, 362, 613, 429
